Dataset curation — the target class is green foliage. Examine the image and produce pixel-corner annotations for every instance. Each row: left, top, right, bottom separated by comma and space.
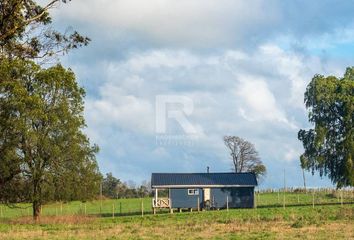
298, 67, 354, 187
0, 0, 90, 59
102, 173, 121, 199
0, 58, 101, 217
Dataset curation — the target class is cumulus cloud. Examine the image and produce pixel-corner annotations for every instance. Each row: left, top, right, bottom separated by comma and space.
48, 0, 354, 187
80, 44, 342, 188
53, 0, 354, 51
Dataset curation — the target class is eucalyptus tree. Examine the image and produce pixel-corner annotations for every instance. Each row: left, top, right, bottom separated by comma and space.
298, 67, 354, 188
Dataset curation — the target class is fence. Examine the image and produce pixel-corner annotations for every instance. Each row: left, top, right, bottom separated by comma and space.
0, 188, 353, 218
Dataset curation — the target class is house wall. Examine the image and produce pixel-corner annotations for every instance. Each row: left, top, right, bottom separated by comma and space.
170, 188, 203, 208
169, 187, 254, 209
211, 187, 254, 208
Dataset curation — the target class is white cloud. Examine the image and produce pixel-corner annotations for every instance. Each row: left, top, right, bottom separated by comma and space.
50, 0, 354, 188
84, 45, 335, 173
54, 0, 280, 47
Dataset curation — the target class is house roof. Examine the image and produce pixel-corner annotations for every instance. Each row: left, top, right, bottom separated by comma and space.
151, 172, 258, 188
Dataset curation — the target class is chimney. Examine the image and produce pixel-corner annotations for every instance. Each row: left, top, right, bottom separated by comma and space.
207, 166, 210, 173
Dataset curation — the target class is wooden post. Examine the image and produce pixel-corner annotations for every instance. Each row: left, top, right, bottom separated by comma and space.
283, 169, 286, 209
0, 206, 3, 218
112, 204, 115, 218
60, 202, 63, 215
120, 202, 122, 215
312, 190, 315, 209
341, 190, 343, 206
254, 190, 257, 209
297, 194, 300, 204
277, 190, 280, 204
55, 207, 58, 216
226, 196, 229, 211
141, 199, 144, 217
197, 197, 200, 212
100, 182, 103, 215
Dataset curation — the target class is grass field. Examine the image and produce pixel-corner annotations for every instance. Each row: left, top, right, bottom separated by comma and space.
0, 191, 353, 239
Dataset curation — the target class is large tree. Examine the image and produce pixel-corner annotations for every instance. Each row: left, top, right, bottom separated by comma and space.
0, 59, 101, 219
298, 67, 354, 188
0, 0, 89, 188
223, 136, 266, 181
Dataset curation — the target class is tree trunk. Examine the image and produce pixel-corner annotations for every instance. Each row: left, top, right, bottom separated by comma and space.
33, 200, 41, 221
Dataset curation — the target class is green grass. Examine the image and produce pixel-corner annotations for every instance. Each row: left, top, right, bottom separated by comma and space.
1, 190, 351, 219
0, 191, 353, 239
0, 204, 353, 239
0, 198, 156, 219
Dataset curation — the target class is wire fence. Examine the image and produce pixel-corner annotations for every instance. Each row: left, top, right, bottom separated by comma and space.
0, 188, 353, 219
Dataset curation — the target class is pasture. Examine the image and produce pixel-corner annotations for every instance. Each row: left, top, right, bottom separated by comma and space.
0, 191, 353, 239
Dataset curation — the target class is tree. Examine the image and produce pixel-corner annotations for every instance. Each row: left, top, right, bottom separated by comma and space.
0, 58, 101, 219
0, 0, 90, 60
223, 136, 266, 181
0, 0, 89, 189
298, 67, 354, 188
102, 173, 121, 199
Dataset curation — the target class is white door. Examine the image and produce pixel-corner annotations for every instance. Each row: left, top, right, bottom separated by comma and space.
203, 188, 211, 202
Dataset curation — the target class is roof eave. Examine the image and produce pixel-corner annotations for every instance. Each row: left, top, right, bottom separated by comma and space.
151, 184, 257, 188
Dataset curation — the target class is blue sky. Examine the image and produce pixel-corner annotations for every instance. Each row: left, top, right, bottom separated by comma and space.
48, 0, 354, 188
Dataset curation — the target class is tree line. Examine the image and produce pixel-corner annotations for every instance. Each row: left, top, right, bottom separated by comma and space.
101, 173, 152, 199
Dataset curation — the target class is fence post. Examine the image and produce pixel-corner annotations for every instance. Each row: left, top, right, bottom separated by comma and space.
84, 203, 87, 215
277, 190, 280, 204
60, 202, 63, 215
112, 204, 115, 218
254, 190, 257, 209
312, 190, 315, 209
197, 197, 200, 212
341, 190, 343, 206
141, 199, 144, 217
0, 206, 3, 218
120, 202, 122, 215
226, 196, 229, 211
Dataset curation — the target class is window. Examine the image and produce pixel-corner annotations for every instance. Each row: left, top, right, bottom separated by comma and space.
188, 189, 199, 195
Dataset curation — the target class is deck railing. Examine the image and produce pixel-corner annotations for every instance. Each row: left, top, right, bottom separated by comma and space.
152, 198, 171, 208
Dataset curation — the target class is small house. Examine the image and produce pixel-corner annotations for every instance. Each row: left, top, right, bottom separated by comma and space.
151, 172, 257, 213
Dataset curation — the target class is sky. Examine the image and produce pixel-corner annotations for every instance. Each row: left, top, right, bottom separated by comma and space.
48, 0, 354, 189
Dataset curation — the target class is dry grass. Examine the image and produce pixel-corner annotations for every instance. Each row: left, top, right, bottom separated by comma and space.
1, 219, 352, 239
7, 215, 96, 225
0, 204, 353, 239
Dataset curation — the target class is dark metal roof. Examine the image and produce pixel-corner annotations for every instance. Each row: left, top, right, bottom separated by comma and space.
151, 172, 257, 188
